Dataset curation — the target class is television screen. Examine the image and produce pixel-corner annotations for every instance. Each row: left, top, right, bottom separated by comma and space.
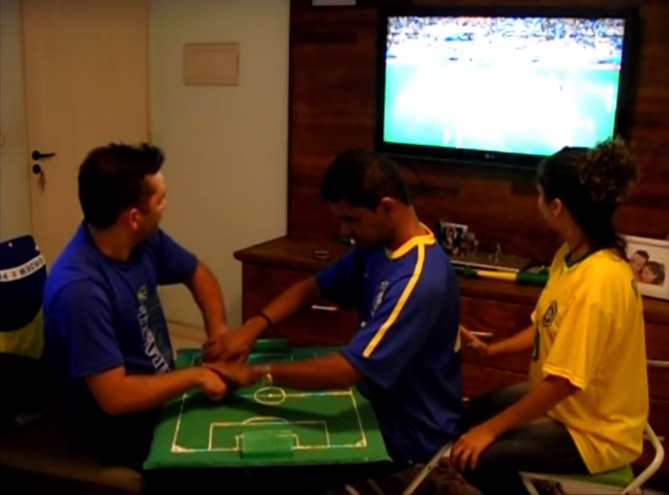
376, 11, 637, 166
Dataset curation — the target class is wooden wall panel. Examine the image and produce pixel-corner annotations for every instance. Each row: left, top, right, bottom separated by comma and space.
288, 0, 669, 263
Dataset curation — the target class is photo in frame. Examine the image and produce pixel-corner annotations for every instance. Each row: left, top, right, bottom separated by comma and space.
625, 235, 669, 301
435, 221, 468, 257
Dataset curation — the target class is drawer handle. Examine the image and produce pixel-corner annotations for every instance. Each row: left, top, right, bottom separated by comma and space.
647, 360, 669, 369
311, 304, 339, 312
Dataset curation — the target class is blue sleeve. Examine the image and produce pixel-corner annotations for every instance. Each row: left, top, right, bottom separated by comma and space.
54, 281, 124, 379
149, 229, 198, 285
341, 268, 444, 390
314, 247, 365, 308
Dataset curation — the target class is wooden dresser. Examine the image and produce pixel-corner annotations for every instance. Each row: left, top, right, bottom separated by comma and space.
235, 235, 669, 486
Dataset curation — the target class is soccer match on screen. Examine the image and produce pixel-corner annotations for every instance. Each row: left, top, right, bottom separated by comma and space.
382, 16, 626, 156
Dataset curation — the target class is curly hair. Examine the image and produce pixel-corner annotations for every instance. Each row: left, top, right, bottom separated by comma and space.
536, 137, 640, 260
579, 137, 640, 205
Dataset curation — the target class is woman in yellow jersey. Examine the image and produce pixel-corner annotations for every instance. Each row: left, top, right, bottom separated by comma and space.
449, 138, 649, 494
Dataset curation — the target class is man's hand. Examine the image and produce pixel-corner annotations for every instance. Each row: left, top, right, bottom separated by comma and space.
450, 421, 498, 472
460, 326, 490, 358
206, 323, 228, 340
196, 367, 228, 401
202, 323, 259, 362
204, 361, 261, 388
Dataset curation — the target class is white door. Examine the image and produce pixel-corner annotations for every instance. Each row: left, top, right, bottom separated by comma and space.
21, 0, 149, 266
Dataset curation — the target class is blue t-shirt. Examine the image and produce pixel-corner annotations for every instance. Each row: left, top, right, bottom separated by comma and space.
316, 229, 462, 464
43, 223, 198, 437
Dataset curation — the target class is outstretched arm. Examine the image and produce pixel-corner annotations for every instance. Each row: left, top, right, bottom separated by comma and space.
202, 276, 322, 362
245, 275, 323, 342
252, 246, 365, 338
186, 261, 228, 339
206, 353, 361, 390
488, 324, 535, 357
55, 281, 227, 415
207, 256, 449, 391
150, 229, 228, 339
203, 247, 364, 362
87, 365, 226, 415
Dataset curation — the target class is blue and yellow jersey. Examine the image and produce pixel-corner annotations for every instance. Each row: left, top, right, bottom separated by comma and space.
530, 243, 649, 473
316, 225, 461, 463
0, 235, 47, 359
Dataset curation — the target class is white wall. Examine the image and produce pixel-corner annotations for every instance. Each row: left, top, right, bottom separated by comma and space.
150, 0, 289, 328
1, 0, 32, 241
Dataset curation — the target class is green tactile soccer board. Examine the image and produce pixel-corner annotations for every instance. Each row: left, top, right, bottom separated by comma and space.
143, 339, 390, 469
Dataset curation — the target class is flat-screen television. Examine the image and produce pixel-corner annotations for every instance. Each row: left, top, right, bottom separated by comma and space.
374, 6, 639, 169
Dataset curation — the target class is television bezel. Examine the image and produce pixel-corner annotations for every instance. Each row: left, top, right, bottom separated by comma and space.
373, 5, 640, 170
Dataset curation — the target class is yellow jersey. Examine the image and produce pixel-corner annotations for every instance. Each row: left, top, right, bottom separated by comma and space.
529, 243, 649, 474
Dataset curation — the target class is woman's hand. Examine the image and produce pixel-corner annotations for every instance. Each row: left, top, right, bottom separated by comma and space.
460, 326, 490, 358
450, 422, 498, 472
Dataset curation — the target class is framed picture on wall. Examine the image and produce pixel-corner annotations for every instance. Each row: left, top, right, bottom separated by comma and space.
625, 235, 669, 301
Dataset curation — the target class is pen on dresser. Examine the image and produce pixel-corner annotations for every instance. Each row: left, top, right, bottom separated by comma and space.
470, 331, 493, 338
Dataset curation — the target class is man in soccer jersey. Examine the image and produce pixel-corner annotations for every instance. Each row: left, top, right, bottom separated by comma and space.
43, 143, 229, 469
204, 148, 462, 469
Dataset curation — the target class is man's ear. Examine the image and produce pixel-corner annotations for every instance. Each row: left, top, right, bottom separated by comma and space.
551, 198, 565, 217
378, 197, 398, 216
126, 208, 140, 229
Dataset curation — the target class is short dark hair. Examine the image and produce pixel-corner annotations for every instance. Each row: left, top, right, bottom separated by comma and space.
78, 143, 164, 229
536, 137, 640, 260
633, 250, 649, 261
320, 149, 410, 210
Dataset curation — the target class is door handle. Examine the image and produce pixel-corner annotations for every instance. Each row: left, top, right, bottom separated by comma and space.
32, 150, 55, 160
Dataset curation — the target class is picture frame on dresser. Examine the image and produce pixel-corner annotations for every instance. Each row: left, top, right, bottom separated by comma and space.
624, 235, 669, 301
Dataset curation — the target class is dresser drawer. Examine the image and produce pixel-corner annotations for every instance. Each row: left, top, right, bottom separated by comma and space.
648, 364, 669, 401
648, 398, 669, 444
462, 363, 526, 400
646, 321, 669, 362
241, 264, 358, 346
646, 320, 669, 401
264, 305, 358, 347
460, 296, 534, 374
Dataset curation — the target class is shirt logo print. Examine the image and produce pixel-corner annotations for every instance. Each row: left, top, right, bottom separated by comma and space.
371, 280, 389, 317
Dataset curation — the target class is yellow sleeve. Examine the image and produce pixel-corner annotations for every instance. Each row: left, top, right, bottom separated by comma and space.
542, 300, 613, 391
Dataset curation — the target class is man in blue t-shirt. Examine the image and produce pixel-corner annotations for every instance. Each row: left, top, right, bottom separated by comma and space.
204, 149, 462, 475
43, 143, 229, 468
